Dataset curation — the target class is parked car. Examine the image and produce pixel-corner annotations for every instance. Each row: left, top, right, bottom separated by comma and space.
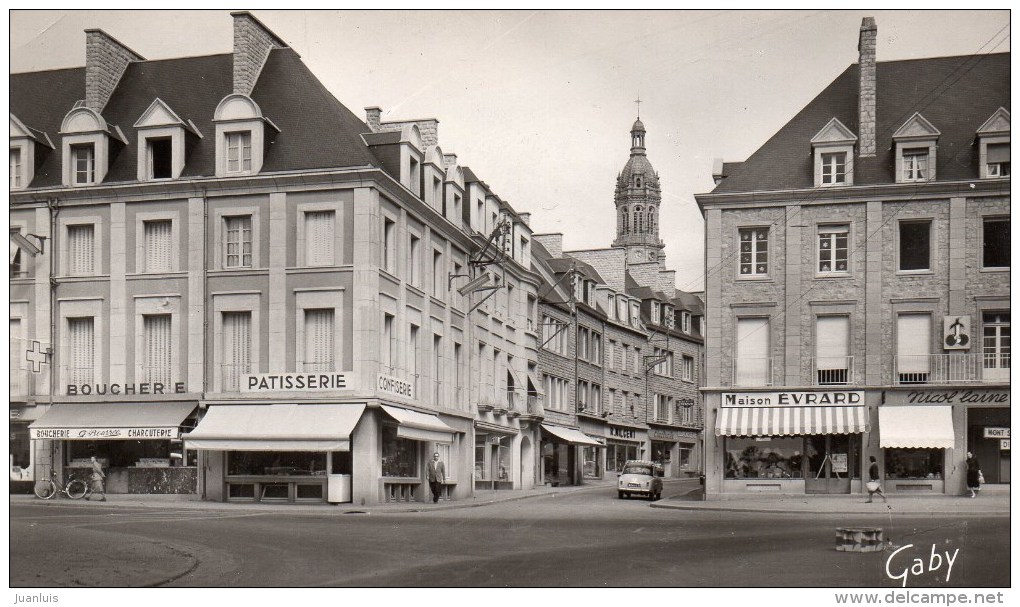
617, 460, 663, 500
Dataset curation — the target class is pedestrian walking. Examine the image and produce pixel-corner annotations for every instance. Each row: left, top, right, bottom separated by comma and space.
865, 455, 886, 503
965, 452, 982, 498
86, 456, 106, 501
426, 452, 445, 504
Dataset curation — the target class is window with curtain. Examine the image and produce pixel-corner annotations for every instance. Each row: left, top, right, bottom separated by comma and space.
304, 211, 335, 267
67, 224, 95, 276
71, 143, 95, 185
10, 147, 23, 188
143, 314, 172, 385
67, 317, 95, 386
982, 312, 1010, 381
738, 227, 769, 276
225, 131, 252, 173
985, 142, 1010, 177
303, 309, 334, 372
224, 215, 253, 268
815, 315, 850, 385
896, 313, 931, 383
818, 225, 849, 273
144, 220, 172, 273
222, 311, 251, 391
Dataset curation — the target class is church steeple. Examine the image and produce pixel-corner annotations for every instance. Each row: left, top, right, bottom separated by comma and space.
612, 113, 664, 265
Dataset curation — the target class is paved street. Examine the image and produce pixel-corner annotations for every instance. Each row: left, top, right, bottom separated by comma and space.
10, 482, 1009, 588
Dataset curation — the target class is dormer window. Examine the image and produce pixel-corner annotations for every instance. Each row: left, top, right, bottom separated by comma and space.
147, 138, 173, 179
213, 94, 276, 177
134, 99, 197, 182
811, 118, 856, 187
977, 108, 1010, 179
11, 114, 52, 190
72, 143, 95, 185
226, 131, 253, 174
893, 112, 939, 184
10, 148, 23, 189
820, 152, 846, 184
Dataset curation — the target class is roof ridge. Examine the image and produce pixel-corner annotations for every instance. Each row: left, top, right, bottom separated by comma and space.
872, 51, 1010, 66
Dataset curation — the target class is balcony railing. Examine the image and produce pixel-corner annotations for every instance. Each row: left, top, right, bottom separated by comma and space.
525, 394, 544, 417
895, 354, 1010, 385
221, 363, 251, 392
812, 356, 856, 385
506, 389, 523, 413
730, 358, 774, 387
140, 365, 172, 386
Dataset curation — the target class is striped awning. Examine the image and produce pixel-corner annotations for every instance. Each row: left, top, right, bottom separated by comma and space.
716, 406, 869, 437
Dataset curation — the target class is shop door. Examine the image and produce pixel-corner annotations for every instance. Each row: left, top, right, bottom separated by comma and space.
805, 435, 852, 494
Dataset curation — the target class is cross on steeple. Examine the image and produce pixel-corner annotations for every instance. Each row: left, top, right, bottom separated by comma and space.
634, 95, 642, 119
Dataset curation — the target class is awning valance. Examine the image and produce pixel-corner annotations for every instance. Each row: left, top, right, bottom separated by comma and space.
380, 405, 456, 443
29, 402, 197, 440
185, 403, 365, 451
879, 406, 955, 449
716, 406, 869, 437
541, 423, 604, 447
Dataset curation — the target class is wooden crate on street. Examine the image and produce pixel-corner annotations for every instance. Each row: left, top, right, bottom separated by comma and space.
836, 527, 885, 552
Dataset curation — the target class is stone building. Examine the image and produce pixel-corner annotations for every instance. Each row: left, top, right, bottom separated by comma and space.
696, 18, 1010, 496
9, 12, 542, 503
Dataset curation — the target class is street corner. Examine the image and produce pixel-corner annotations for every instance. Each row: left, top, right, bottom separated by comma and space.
10, 520, 197, 588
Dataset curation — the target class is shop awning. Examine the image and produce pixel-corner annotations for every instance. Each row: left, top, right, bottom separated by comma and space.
380, 405, 456, 443
29, 402, 197, 440
879, 406, 955, 449
715, 406, 869, 437
541, 423, 604, 447
185, 403, 365, 451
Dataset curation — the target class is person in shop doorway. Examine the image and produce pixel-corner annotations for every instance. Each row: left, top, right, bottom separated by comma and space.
865, 456, 886, 503
86, 456, 106, 502
965, 452, 982, 498
426, 452, 446, 504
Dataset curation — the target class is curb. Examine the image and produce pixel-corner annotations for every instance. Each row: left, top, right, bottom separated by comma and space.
648, 501, 1010, 516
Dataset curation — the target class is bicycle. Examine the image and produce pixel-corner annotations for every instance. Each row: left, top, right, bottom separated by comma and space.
33, 468, 92, 500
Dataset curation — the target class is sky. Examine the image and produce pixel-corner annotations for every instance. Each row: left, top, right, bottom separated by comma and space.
7, 9, 1011, 291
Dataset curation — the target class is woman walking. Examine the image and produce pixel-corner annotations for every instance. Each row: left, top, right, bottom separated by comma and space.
865, 455, 887, 503
965, 452, 981, 498
86, 455, 106, 501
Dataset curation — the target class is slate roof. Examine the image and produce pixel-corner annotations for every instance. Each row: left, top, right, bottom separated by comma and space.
710, 53, 1010, 194
10, 48, 383, 189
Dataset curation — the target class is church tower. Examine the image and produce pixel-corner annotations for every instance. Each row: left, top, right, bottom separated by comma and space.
612, 115, 665, 265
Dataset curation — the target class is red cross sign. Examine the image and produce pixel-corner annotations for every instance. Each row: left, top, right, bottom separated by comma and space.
26, 340, 50, 373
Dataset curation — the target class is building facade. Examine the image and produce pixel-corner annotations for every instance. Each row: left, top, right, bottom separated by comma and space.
10, 12, 543, 503
696, 18, 1009, 496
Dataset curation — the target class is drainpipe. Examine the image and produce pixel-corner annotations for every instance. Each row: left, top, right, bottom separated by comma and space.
47, 197, 59, 479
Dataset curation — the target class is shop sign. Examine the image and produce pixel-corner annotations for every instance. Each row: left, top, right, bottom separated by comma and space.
722, 391, 863, 407
67, 382, 186, 396
649, 428, 679, 442
942, 316, 972, 350
30, 426, 180, 440
241, 373, 351, 392
887, 389, 1009, 406
376, 373, 414, 399
1001, 439, 1010, 451
983, 427, 1010, 439
610, 426, 636, 439
831, 453, 848, 473
676, 397, 697, 408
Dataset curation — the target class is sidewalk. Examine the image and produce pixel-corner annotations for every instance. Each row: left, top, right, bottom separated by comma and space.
651, 484, 1010, 516
10, 478, 628, 515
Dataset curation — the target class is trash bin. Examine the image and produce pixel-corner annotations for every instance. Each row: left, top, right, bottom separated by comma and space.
327, 474, 352, 503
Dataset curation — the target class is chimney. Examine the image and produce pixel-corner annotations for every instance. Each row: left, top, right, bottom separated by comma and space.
533, 233, 563, 258
517, 212, 531, 227
84, 29, 144, 112
857, 17, 877, 157
365, 107, 382, 132
442, 153, 458, 169
231, 11, 287, 96
711, 158, 725, 185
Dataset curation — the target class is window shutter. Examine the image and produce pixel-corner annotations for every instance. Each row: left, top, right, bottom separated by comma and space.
68, 317, 95, 383
145, 221, 172, 272
144, 315, 172, 381
987, 143, 1010, 164
304, 309, 334, 370
68, 225, 94, 275
897, 314, 931, 373
305, 211, 334, 266
223, 312, 251, 373
815, 316, 849, 369
736, 317, 769, 385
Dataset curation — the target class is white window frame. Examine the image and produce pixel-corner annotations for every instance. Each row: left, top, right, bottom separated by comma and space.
681, 354, 694, 382
225, 131, 253, 175
982, 216, 1010, 270
60, 218, 101, 277
408, 231, 422, 288
737, 227, 770, 278
71, 143, 96, 186
134, 212, 179, 274
212, 293, 261, 394
134, 295, 181, 387
817, 224, 850, 275
897, 219, 933, 274
820, 151, 847, 185
10, 147, 23, 189
296, 202, 343, 268
58, 298, 104, 394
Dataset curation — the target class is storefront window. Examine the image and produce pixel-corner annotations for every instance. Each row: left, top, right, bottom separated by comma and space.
724, 437, 803, 479
381, 426, 419, 478
885, 448, 943, 480
10, 422, 32, 479
227, 451, 326, 476
651, 441, 672, 467
582, 446, 601, 479
494, 436, 511, 481
475, 434, 488, 480
678, 447, 692, 470
607, 442, 639, 472
543, 442, 571, 483
67, 440, 172, 468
